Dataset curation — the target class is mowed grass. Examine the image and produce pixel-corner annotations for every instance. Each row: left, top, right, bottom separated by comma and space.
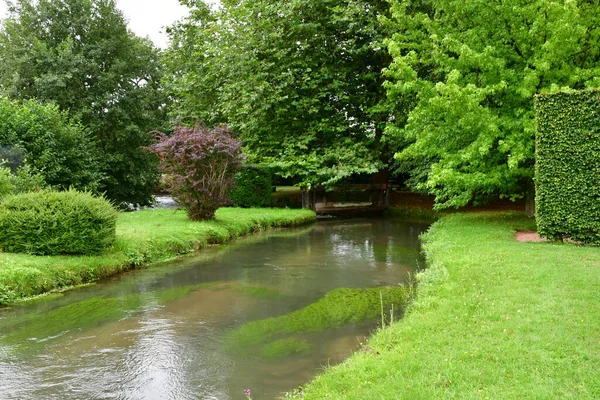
0, 207, 315, 305
296, 212, 600, 399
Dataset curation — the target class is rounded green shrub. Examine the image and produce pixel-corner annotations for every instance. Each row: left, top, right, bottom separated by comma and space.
0, 189, 117, 255
229, 164, 273, 208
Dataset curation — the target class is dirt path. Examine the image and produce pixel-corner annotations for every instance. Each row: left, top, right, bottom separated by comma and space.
515, 231, 548, 242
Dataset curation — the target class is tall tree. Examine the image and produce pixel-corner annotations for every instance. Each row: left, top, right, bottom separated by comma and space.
0, 96, 101, 191
384, 0, 600, 210
165, 0, 392, 188
0, 0, 167, 205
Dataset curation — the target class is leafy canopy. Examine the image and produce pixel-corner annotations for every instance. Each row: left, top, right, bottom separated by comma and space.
384, 0, 600, 209
165, 0, 392, 188
0, 0, 168, 205
0, 97, 101, 191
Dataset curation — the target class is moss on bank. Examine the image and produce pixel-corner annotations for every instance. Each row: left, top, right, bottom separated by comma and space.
0, 208, 315, 305
293, 213, 600, 399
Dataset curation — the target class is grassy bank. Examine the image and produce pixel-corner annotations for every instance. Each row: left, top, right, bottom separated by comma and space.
295, 212, 600, 399
0, 207, 315, 305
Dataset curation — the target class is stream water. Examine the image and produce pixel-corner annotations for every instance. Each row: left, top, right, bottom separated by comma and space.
0, 218, 428, 400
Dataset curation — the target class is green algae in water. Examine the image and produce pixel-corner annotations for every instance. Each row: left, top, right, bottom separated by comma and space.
225, 286, 409, 355
0, 296, 140, 350
260, 338, 312, 361
0, 280, 284, 355
0, 283, 208, 352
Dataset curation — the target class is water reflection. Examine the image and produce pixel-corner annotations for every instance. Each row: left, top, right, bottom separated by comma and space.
0, 218, 428, 400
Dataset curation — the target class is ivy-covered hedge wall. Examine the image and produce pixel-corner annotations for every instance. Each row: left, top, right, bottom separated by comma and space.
229, 164, 273, 208
535, 90, 600, 243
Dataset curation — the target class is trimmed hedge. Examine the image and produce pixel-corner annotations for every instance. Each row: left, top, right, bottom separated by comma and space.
0, 190, 117, 255
535, 90, 600, 243
229, 164, 273, 208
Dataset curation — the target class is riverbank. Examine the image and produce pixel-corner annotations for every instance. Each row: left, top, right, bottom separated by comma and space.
296, 212, 600, 399
0, 208, 316, 305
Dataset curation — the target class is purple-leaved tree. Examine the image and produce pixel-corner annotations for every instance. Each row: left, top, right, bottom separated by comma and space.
147, 123, 243, 220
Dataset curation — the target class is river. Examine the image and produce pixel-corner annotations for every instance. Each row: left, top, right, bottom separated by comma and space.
0, 217, 428, 399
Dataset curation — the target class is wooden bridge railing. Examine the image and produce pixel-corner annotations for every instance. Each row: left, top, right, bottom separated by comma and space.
301, 184, 391, 214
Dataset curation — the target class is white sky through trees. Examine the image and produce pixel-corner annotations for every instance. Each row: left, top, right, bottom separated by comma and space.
0, 0, 190, 48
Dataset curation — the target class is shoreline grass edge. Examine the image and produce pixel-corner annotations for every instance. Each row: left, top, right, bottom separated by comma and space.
0, 207, 316, 306
293, 212, 600, 399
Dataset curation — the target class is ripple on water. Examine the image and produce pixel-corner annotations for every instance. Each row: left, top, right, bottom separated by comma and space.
0, 218, 429, 399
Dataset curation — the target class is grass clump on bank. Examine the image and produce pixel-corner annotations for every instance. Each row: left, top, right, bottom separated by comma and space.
294, 212, 600, 399
0, 207, 315, 305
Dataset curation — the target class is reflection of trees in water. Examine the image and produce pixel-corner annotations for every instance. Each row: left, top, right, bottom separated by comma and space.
257, 219, 427, 295
0, 218, 429, 400
327, 220, 425, 266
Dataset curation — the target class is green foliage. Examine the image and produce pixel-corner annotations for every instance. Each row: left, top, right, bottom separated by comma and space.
165, 0, 392, 188
0, 166, 13, 197
535, 90, 600, 243
0, 0, 167, 205
271, 192, 302, 209
9, 164, 47, 194
0, 164, 47, 198
0, 97, 101, 191
230, 165, 273, 208
224, 286, 409, 356
271, 187, 303, 209
384, 0, 600, 209
0, 189, 117, 255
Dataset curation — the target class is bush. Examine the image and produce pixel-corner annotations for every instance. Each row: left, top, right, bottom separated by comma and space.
229, 164, 272, 208
0, 164, 47, 198
271, 189, 302, 209
535, 90, 600, 243
0, 166, 13, 198
10, 164, 47, 194
0, 97, 102, 191
146, 122, 243, 220
0, 190, 117, 255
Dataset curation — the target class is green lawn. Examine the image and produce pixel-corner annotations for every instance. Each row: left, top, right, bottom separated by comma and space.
295, 212, 600, 399
0, 207, 315, 305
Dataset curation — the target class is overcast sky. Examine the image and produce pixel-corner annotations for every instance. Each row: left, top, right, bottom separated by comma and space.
0, 0, 190, 48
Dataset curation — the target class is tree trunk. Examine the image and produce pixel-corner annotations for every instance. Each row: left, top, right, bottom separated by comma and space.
525, 179, 535, 218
